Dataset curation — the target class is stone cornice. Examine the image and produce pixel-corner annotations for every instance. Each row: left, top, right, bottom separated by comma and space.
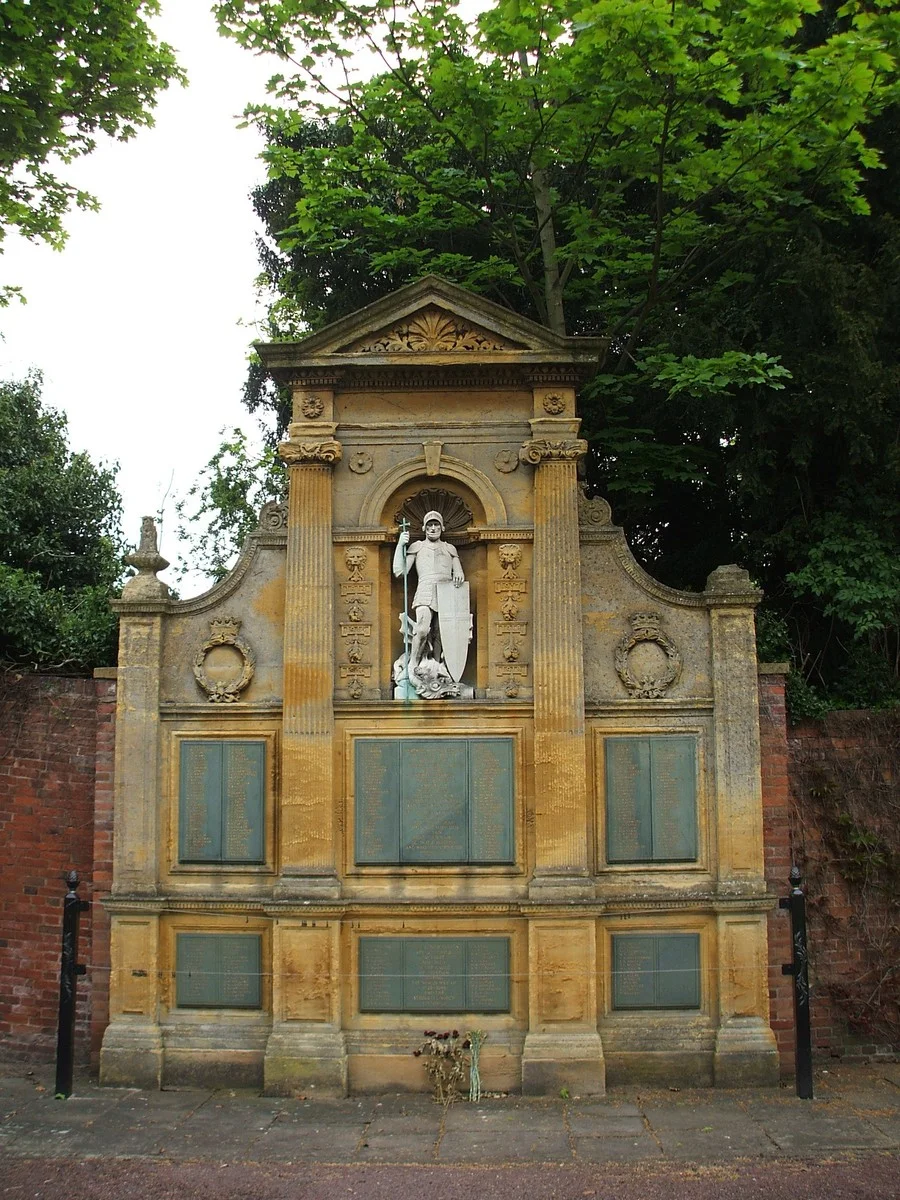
102, 893, 775, 917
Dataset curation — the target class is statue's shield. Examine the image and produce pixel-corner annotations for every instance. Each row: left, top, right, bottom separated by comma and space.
437, 581, 471, 682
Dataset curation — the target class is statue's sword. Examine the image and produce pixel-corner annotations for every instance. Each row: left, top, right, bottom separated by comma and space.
400, 517, 410, 688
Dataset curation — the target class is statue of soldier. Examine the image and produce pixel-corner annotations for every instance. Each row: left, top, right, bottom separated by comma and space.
393, 509, 466, 690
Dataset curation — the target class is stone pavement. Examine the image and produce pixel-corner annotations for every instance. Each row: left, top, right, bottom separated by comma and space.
0, 1062, 898, 1168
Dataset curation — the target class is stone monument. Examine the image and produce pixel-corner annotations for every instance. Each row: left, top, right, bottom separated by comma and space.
100, 277, 778, 1097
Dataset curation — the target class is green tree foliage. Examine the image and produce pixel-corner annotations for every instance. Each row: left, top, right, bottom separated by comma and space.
1, 0, 184, 300
0, 374, 123, 670
174, 429, 286, 583
216, 0, 900, 707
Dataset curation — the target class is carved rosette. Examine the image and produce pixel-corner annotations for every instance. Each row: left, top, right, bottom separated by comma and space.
339, 545, 373, 699
193, 616, 255, 703
614, 611, 682, 699
542, 392, 566, 415
258, 500, 288, 530
278, 439, 343, 465
300, 393, 325, 419
493, 449, 519, 474
348, 449, 373, 474
493, 543, 529, 697
519, 438, 588, 465
346, 306, 517, 354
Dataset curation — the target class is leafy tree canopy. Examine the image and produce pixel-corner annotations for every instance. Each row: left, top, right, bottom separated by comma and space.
1, 0, 184, 301
174, 428, 286, 584
213, 0, 900, 710
0, 374, 123, 671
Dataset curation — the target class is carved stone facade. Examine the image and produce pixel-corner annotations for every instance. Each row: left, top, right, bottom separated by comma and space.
101, 277, 777, 1096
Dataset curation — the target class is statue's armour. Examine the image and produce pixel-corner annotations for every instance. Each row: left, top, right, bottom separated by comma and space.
409, 540, 459, 609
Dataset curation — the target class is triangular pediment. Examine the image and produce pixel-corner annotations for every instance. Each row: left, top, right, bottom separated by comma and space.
255, 276, 606, 374
340, 304, 523, 355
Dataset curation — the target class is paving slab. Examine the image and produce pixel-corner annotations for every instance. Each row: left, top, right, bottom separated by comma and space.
443, 1102, 563, 1131
438, 1130, 573, 1162
571, 1134, 663, 1163
652, 1127, 778, 1160
243, 1122, 364, 1162
761, 1112, 896, 1153
356, 1131, 439, 1162
864, 1114, 900, 1144
365, 1112, 442, 1136
643, 1103, 760, 1130
566, 1111, 646, 1137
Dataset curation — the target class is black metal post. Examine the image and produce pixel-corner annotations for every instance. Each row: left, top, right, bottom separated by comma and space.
780, 865, 813, 1099
55, 871, 89, 1099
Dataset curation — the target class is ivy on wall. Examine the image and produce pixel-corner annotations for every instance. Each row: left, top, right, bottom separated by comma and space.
791, 713, 900, 1052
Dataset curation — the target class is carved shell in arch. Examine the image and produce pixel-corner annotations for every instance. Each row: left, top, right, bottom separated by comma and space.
614, 612, 682, 699
193, 617, 256, 703
394, 488, 474, 538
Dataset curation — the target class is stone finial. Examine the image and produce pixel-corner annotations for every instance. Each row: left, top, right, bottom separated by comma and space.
704, 563, 762, 603
121, 517, 170, 600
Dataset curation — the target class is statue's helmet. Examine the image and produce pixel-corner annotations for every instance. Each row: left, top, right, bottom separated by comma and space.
422, 510, 445, 530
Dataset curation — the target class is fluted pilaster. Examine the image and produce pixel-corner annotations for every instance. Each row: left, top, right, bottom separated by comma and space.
278, 436, 342, 896
524, 431, 591, 894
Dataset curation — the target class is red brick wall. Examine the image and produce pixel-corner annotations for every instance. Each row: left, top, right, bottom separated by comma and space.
787, 712, 899, 1060
760, 681, 900, 1067
0, 675, 115, 1065
758, 670, 795, 1075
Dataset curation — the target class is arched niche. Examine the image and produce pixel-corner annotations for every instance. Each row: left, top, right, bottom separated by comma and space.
358, 453, 508, 531
372, 463, 496, 696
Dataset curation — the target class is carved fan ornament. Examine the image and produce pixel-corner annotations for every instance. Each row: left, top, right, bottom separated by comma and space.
347, 306, 517, 354
614, 611, 682, 699
193, 617, 256, 703
394, 488, 474, 537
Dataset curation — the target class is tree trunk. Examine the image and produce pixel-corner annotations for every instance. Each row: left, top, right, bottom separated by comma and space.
531, 163, 567, 336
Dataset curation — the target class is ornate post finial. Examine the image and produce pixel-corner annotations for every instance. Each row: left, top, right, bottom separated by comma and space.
121, 517, 170, 600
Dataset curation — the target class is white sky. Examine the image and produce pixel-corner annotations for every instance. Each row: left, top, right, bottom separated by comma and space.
0, 2, 282, 595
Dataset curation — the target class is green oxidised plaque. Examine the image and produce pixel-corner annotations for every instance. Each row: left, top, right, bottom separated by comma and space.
355, 738, 513, 865
175, 933, 262, 1008
606, 736, 697, 863
612, 933, 700, 1009
179, 741, 265, 864
359, 937, 510, 1012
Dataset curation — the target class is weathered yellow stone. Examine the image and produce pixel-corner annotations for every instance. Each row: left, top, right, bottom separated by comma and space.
102, 278, 776, 1094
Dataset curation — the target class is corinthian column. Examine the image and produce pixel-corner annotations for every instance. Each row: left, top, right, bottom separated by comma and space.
277, 429, 342, 898
521, 422, 591, 897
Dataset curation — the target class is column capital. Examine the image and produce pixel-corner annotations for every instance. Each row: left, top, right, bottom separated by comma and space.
279, 437, 343, 466
519, 437, 587, 466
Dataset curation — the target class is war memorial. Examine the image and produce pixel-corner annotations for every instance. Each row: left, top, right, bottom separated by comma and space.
99, 276, 778, 1096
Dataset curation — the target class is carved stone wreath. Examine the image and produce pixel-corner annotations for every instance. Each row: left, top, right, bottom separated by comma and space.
193, 616, 256, 703
614, 611, 682, 699
394, 488, 473, 537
